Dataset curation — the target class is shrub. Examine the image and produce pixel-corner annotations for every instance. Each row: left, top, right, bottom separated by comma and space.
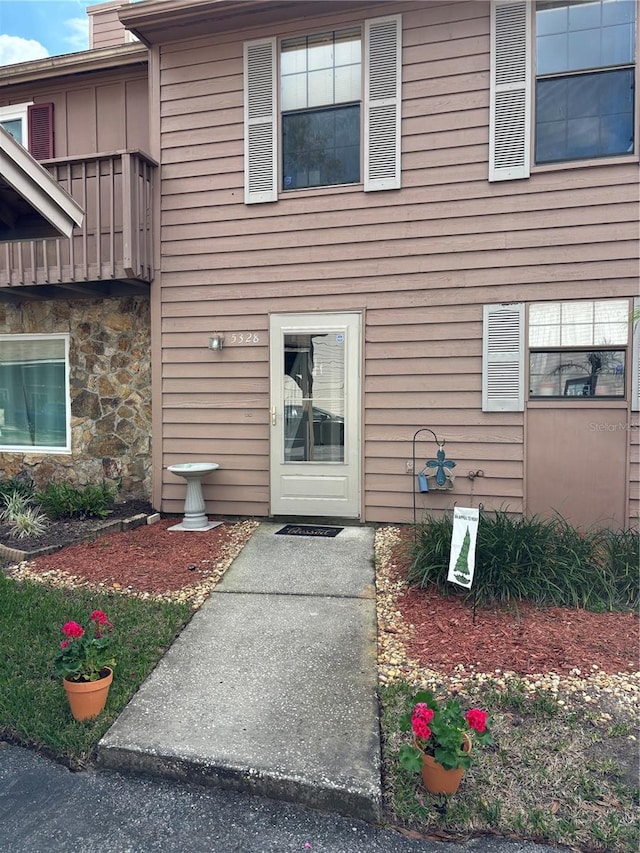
0, 475, 35, 503
407, 510, 638, 612
36, 481, 119, 520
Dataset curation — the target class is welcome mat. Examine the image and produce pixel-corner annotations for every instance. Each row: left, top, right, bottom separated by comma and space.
275, 524, 343, 538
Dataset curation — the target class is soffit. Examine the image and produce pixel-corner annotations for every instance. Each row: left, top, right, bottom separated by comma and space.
119, 0, 386, 44
0, 44, 148, 88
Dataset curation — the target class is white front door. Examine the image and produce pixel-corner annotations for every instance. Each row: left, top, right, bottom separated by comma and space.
270, 313, 361, 518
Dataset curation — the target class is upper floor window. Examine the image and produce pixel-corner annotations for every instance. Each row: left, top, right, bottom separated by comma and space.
243, 15, 401, 203
0, 103, 31, 146
0, 101, 54, 160
281, 29, 361, 190
0, 335, 70, 453
489, 0, 637, 181
535, 0, 636, 164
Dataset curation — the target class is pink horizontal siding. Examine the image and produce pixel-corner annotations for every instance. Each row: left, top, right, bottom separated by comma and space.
153, 0, 639, 523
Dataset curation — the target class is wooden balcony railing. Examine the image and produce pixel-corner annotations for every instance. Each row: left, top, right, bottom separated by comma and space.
0, 150, 155, 293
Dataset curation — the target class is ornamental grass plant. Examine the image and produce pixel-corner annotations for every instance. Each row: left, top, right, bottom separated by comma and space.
407, 510, 639, 611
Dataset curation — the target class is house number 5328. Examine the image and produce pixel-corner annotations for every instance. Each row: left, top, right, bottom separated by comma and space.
230, 333, 260, 344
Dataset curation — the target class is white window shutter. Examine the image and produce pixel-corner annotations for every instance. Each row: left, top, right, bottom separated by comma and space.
489, 0, 531, 182
632, 297, 640, 412
364, 15, 402, 192
482, 303, 525, 412
244, 38, 277, 204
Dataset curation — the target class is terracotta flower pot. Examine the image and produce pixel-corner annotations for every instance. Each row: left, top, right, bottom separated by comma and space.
418, 733, 472, 795
63, 667, 113, 721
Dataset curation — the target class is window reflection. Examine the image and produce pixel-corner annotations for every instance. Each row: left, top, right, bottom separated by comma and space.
283, 332, 345, 462
529, 300, 629, 399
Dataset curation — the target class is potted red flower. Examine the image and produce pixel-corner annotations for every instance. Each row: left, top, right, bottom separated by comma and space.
53, 609, 116, 720
399, 690, 492, 794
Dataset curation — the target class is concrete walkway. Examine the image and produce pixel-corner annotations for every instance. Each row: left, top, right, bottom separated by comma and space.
97, 523, 381, 821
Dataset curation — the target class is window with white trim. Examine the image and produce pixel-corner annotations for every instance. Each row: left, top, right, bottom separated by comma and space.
0, 101, 54, 160
489, 0, 636, 181
281, 28, 361, 190
243, 14, 402, 204
0, 335, 70, 453
482, 299, 634, 410
535, 0, 636, 164
0, 103, 31, 146
529, 300, 629, 397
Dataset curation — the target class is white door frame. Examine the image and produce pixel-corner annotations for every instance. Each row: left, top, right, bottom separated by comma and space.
269, 312, 361, 518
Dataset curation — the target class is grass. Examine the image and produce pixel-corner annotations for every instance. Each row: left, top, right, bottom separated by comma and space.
0, 570, 191, 765
381, 679, 640, 853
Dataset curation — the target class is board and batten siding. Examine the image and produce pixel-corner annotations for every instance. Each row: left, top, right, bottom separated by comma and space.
154, 1, 639, 524
0, 70, 148, 158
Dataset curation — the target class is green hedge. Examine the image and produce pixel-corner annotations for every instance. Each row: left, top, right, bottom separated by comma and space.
407, 511, 639, 611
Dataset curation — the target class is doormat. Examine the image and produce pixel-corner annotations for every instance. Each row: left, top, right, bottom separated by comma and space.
275, 524, 343, 538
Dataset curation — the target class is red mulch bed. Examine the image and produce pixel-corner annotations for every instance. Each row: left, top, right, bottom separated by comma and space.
27, 519, 243, 595
399, 585, 638, 676
391, 538, 638, 677
23, 520, 640, 676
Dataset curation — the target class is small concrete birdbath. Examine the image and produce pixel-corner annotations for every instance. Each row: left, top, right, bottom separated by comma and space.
167, 462, 222, 531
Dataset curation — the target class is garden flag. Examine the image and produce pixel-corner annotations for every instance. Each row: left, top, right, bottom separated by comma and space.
447, 507, 479, 589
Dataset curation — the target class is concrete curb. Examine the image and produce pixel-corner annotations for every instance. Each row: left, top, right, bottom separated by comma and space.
98, 743, 382, 823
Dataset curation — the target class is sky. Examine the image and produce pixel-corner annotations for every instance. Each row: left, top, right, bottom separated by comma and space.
0, 0, 141, 66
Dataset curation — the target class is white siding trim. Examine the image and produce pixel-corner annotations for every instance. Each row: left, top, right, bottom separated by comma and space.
632, 297, 640, 412
482, 303, 525, 412
364, 14, 402, 192
489, 0, 531, 182
244, 37, 277, 204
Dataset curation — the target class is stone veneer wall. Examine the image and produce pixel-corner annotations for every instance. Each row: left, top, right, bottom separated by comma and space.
0, 296, 151, 500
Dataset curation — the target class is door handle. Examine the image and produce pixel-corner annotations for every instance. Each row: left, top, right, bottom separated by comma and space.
271, 405, 276, 426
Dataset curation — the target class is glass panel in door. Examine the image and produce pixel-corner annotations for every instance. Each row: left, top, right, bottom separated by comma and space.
282, 332, 345, 463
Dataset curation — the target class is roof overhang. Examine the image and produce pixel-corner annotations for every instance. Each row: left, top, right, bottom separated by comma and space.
119, 0, 385, 44
0, 43, 148, 89
0, 128, 84, 242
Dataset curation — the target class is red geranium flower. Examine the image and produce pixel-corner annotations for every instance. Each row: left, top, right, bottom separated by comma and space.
465, 708, 488, 733
90, 610, 111, 626
54, 611, 116, 683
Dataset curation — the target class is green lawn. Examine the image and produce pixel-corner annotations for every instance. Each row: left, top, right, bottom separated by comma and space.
0, 570, 191, 765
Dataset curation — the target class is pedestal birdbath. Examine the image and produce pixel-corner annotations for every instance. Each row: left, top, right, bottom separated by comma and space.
167, 462, 222, 531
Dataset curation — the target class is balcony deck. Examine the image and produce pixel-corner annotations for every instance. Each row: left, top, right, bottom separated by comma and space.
0, 150, 155, 300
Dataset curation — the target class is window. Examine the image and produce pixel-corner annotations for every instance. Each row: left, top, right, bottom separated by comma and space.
0, 101, 54, 160
529, 300, 629, 397
535, 0, 636, 164
483, 299, 636, 410
281, 29, 361, 190
489, 0, 636, 180
0, 103, 31, 145
243, 14, 401, 203
0, 335, 70, 452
